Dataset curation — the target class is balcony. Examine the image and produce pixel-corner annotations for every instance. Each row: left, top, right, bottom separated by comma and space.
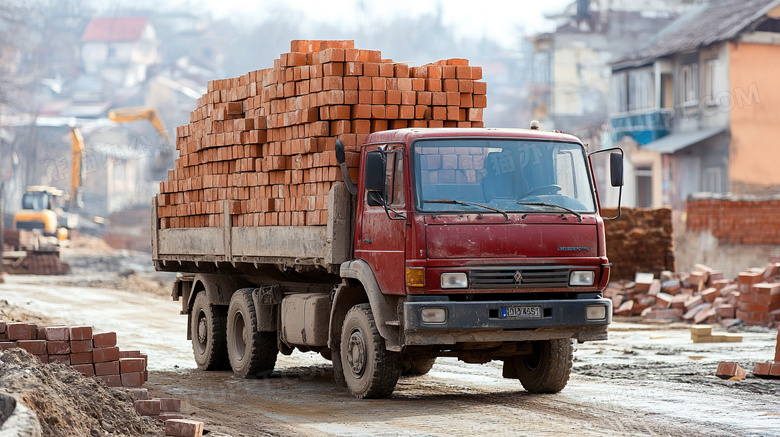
610, 109, 672, 145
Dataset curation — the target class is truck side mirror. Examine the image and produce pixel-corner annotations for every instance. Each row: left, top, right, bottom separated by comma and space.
335, 139, 358, 196
610, 152, 624, 187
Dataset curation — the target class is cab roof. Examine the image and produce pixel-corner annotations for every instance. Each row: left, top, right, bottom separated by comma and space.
364, 128, 583, 145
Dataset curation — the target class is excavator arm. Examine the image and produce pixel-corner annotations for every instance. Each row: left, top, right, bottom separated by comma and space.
108, 106, 173, 178
69, 127, 84, 211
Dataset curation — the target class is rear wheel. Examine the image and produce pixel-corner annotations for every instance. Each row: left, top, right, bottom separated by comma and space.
227, 288, 278, 378
511, 339, 573, 393
191, 292, 229, 370
340, 304, 401, 398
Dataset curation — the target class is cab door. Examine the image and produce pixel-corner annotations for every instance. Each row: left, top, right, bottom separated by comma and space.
355, 145, 407, 295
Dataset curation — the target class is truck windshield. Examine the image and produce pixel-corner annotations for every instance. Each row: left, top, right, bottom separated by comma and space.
412, 139, 596, 214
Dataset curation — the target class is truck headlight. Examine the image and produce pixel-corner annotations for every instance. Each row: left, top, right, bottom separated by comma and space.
421, 307, 447, 324
441, 272, 468, 289
569, 271, 595, 286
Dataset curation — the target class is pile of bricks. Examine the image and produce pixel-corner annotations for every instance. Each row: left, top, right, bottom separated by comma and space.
608, 260, 780, 327
159, 40, 486, 229
0, 321, 147, 387
130, 388, 205, 437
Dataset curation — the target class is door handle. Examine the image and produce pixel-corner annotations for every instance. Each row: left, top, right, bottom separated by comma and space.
362, 238, 373, 244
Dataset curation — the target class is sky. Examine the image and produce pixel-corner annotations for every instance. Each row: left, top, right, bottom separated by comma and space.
181, 0, 574, 47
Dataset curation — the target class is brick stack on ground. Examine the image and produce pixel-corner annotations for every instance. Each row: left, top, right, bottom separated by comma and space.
0, 321, 147, 387
752, 329, 780, 378
607, 259, 780, 327
158, 39, 486, 229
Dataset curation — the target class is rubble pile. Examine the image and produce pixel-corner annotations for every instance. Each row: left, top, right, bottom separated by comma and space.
160, 39, 486, 229
0, 321, 147, 388
2, 229, 70, 275
608, 260, 780, 327
0, 348, 160, 436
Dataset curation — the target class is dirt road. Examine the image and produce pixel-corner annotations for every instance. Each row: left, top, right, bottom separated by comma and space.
2, 274, 779, 436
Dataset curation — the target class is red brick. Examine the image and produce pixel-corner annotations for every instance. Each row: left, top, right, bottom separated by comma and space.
655, 292, 673, 308
127, 388, 149, 401
48, 354, 70, 365
775, 331, 780, 363
68, 326, 93, 341
35, 354, 48, 363
44, 326, 69, 341
614, 300, 633, 316
716, 362, 746, 380
70, 339, 93, 353
95, 360, 120, 376
753, 362, 773, 376
70, 352, 93, 365
92, 332, 117, 348
16, 340, 47, 355
120, 357, 146, 374
47, 340, 70, 355
0, 321, 5, 334
716, 304, 736, 319
701, 288, 718, 303
121, 372, 144, 388
157, 398, 181, 413
158, 413, 185, 421
93, 346, 120, 363
645, 308, 683, 320
120, 350, 142, 359
6, 323, 32, 340
98, 374, 122, 387
135, 399, 161, 416
0, 342, 18, 351
71, 364, 95, 377
35, 327, 45, 340
165, 419, 204, 437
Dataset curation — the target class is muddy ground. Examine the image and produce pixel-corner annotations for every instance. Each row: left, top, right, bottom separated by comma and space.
1, 244, 779, 436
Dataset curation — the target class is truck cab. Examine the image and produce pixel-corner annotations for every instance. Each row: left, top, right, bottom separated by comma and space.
331, 127, 622, 397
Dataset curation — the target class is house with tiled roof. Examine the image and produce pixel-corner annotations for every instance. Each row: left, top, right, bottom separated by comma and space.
609, 0, 780, 208
81, 16, 160, 88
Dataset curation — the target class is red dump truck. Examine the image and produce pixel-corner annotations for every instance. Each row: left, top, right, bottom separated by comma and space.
153, 127, 623, 398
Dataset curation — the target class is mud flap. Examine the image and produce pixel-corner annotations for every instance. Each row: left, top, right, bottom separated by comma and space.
502, 359, 518, 379
252, 284, 281, 332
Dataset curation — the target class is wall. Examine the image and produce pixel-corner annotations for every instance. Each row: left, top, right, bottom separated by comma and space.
729, 42, 780, 194
686, 195, 780, 244
602, 207, 675, 280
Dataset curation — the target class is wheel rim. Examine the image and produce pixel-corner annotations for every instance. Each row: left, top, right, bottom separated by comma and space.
347, 328, 367, 377
232, 310, 247, 361
523, 342, 543, 372
195, 309, 208, 354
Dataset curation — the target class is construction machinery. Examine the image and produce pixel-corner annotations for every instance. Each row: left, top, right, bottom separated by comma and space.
108, 106, 173, 179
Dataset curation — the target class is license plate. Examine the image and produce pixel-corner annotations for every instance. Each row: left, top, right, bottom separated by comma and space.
500, 305, 542, 319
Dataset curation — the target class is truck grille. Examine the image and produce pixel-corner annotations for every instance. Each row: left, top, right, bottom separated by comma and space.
469, 267, 570, 289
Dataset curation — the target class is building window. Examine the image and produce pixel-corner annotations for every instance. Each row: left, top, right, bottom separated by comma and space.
628, 70, 654, 111
107, 46, 116, 59
636, 165, 653, 208
681, 63, 699, 105
703, 59, 719, 103
703, 167, 722, 193
611, 72, 627, 113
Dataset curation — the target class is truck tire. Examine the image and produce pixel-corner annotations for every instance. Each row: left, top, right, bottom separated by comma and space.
340, 304, 401, 399
512, 339, 573, 394
227, 288, 278, 378
402, 357, 436, 377
191, 292, 229, 370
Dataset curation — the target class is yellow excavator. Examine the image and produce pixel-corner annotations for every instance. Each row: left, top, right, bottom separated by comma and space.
108, 106, 173, 178
12, 127, 84, 240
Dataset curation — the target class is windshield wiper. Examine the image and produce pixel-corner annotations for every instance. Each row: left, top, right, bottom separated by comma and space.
516, 201, 582, 222
425, 199, 509, 221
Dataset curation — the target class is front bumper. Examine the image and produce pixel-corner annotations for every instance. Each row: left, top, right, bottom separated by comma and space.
402, 298, 612, 345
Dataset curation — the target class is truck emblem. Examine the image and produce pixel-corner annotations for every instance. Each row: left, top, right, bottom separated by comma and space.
514, 271, 523, 284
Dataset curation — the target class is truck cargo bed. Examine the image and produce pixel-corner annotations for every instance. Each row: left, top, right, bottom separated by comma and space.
152, 183, 352, 273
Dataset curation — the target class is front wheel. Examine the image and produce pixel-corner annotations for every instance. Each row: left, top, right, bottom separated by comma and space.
227, 288, 278, 378
340, 304, 401, 398
510, 339, 573, 394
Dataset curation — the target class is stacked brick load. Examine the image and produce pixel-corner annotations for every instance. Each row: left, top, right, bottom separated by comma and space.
607, 260, 780, 327
601, 207, 676, 281
0, 321, 148, 387
158, 40, 486, 229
